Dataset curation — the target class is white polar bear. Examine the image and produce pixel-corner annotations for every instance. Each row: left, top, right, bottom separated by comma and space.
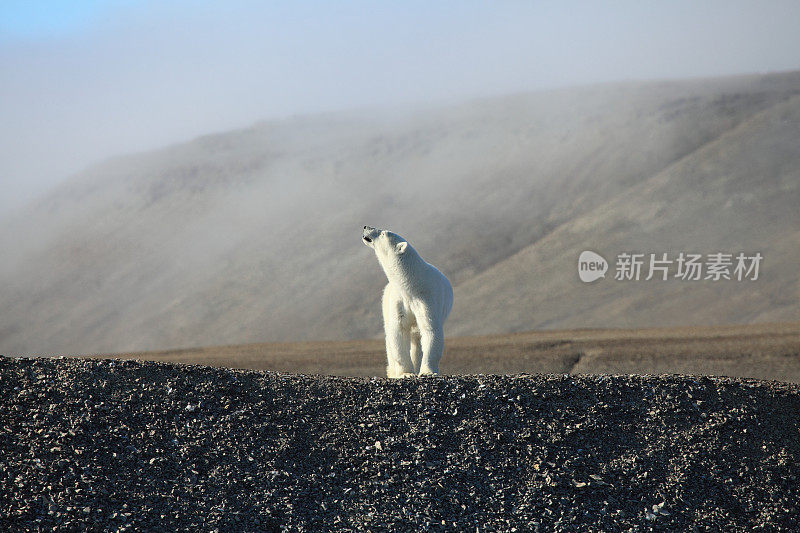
362, 226, 453, 378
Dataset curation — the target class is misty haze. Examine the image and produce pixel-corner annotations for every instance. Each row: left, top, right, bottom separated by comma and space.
1, 71, 799, 357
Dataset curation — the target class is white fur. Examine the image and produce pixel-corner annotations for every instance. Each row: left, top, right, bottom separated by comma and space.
362, 226, 453, 377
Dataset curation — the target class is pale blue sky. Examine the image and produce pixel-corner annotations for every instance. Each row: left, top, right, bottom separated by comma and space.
0, 1, 125, 39
1, 1, 799, 210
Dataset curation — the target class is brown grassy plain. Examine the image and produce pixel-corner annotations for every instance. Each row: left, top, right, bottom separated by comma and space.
105, 321, 800, 383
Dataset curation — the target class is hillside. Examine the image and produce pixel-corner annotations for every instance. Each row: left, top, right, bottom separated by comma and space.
449, 91, 800, 335
2, 356, 799, 531
1, 72, 799, 356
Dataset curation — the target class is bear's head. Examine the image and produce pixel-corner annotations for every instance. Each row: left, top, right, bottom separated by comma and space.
362, 225, 409, 256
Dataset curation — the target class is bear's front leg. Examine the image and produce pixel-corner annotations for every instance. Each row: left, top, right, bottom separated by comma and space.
385, 324, 415, 378
383, 320, 414, 378
382, 285, 415, 378
418, 324, 444, 375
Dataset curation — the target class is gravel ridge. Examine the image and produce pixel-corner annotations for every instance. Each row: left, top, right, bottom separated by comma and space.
2, 355, 799, 531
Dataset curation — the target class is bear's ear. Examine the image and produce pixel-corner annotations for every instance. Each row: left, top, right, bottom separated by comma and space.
395, 241, 408, 254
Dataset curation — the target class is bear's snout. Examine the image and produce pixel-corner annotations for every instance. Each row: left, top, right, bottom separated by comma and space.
362, 225, 378, 244
362, 226, 376, 245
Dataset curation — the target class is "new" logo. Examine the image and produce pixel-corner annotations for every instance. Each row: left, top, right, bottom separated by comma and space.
578, 251, 608, 282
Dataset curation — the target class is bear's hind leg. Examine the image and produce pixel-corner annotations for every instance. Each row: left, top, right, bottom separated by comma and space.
418, 324, 445, 375
409, 328, 422, 375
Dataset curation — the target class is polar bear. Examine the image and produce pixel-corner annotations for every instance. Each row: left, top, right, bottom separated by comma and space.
362, 226, 453, 377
